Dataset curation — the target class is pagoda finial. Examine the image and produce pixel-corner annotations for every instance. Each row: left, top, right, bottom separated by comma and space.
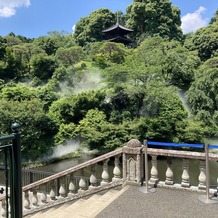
116, 11, 119, 24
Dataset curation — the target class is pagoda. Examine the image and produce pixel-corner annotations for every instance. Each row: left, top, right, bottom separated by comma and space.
102, 19, 134, 46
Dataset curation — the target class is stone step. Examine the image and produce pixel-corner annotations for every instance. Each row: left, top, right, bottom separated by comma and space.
87, 186, 129, 218
70, 190, 120, 218
26, 186, 129, 218
31, 199, 85, 218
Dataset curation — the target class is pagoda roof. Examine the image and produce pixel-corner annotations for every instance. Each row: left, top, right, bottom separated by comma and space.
106, 36, 133, 45
102, 24, 133, 34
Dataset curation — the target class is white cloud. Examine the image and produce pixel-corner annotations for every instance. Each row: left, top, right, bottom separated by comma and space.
0, 0, 31, 17
181, 6, 208, 34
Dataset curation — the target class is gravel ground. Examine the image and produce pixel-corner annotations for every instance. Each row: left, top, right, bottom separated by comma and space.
96, 186, 218, 218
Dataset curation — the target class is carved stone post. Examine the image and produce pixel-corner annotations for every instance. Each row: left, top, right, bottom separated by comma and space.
181, 159, 190, 188
59, 176, 66, 197
198, 160, 206, 190
89, 164, 97, 190
165, 158, 173, 185
112, 154, 121, 182
23, 190, 30, 209
149, 155, 158, 185
1, 199, 6, 217
41, 185, 47, 204
78, 169, 87, 193
32, 188, 38, 207
49, 181, 56, 201
122, 153, 127, 181
101, 159, 110, 186
216, 177, 218, 195
68, 173, 76, 196
122, 139, 143, 186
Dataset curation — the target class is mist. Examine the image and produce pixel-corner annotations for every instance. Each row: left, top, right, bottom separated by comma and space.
51, 139, 80, 158
58, 70, 105, 96
51, 139, 98, 159
177, 90, 192, 117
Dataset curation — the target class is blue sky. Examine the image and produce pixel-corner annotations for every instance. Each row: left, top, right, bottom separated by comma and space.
0, 0, 218, 38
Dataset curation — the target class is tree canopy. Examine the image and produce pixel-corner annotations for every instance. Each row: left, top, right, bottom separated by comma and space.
74, 8, 116, 46
0, 3, 218, 160
126, 0, 183, 42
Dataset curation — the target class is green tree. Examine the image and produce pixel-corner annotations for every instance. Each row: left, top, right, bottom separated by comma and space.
142, 85, 188, 142
54, 123, 78, 145
187, 57, 218, 115
210, 9, 218, 25
93, 42, 129, 68
77, 109, 137, 150
74, 8, 116, 46
0, 36, 7, 59
125, 36, 198, 90
55, 46, 85, 66
47, 31, 73, 48
12, 43, 46, 75
0, 98, 57, 159
48, 90, 106, 126
30, 54, 57, 81
34, 36, 58, 55
188, 20, 218, 61
186, 57, 218, 134
126, 0, 183, 42
5, 33, 22, 46
1, 47, 23, 81
0, 84, 35, 101
176, 120, 209, 144
161, 41, 200, 89
0, 83, 57, 111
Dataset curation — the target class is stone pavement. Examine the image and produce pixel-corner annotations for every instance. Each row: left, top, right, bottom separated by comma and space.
96, 186, 218, 218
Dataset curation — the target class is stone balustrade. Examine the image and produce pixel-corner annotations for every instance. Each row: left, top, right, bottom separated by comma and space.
1, 139, 218, 217
0, 147, 124, 217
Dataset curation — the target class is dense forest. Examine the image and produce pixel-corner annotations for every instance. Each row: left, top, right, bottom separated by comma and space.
0, 0, 218, 160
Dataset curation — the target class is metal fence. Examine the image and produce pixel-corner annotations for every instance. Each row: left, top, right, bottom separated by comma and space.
0, 123, 22, 218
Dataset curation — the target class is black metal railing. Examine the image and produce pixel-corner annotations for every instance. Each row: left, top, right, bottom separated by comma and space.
0, 123, 22, 218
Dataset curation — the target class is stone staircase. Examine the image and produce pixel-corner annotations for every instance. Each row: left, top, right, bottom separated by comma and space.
25, 186, 129, 218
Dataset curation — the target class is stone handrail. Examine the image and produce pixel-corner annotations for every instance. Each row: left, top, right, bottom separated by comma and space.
146, 147, 218, 191
20, 148, 123, 216
22, 148, 123, 191
0, 148, 124, 217
147, 148, 218, 160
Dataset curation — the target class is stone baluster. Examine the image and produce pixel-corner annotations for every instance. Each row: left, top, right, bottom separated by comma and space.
122, 153, 127, 181
89, 165, 97, 190
8, 201, 10, 216
165, 158, 173, 185
24, 190, 30, 209
68, 173, 76, 196
149, 155, 158, 186
198, 160, 206, 190
78, 169, 87, 194
41, 185, 47, 204
112, 155, 121, 182
1, 199, 6, 217
217, 177, 218, 194
216, 177, 218, 195
32, 188, 38, 207
49, 181, 57, 201
181, 159, 190, 188
101, 159, 110, 186
136, 154, 141, 183
59, 176, 66, 198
